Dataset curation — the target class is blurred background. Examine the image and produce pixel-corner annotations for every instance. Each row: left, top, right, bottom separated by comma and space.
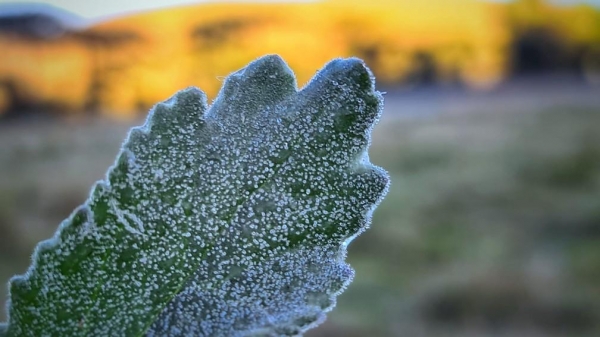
1, 0, 600, 335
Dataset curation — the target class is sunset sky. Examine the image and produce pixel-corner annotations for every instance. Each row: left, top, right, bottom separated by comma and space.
1, 0, 600, 21
0, 0, 316, 21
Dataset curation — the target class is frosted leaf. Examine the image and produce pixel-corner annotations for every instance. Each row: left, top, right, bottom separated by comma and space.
2, 55, 389, 336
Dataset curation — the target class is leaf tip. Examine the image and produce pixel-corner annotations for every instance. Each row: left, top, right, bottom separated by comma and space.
214, 54, 297, 110
304, 57, 375, 94
144, 86, 209, 133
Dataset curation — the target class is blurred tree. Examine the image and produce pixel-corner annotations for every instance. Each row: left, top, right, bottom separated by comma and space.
511, 27, 570, 74
507, 0, 600, 77
406, 51, 438, 86
72, 31, 141, 114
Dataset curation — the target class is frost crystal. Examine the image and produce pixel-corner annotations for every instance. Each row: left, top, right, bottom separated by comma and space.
2, 55, 389, 336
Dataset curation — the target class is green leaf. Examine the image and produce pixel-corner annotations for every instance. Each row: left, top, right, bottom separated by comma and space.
3, 55, 389, 336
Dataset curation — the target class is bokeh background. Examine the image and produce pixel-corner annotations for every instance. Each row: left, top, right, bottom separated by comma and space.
1, 0, 600, 335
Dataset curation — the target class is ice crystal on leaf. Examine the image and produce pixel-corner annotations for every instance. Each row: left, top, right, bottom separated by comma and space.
1, 55, 389, 336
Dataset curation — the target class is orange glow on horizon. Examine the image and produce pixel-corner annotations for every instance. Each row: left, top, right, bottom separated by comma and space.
0, 0, 598, 118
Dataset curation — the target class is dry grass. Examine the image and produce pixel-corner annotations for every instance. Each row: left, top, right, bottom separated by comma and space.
1, 92, 599, 336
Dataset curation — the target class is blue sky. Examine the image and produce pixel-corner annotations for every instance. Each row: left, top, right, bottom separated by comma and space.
0, 0, 599, 21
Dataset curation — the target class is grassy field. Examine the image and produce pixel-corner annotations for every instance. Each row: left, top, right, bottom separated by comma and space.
1, 93, 599, 336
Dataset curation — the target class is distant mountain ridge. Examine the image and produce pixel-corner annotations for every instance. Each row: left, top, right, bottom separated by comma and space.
0, 2, 88, 38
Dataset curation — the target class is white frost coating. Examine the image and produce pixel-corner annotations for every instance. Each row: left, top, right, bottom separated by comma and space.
3, 55, 389, 337
108, 199, 145, 235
